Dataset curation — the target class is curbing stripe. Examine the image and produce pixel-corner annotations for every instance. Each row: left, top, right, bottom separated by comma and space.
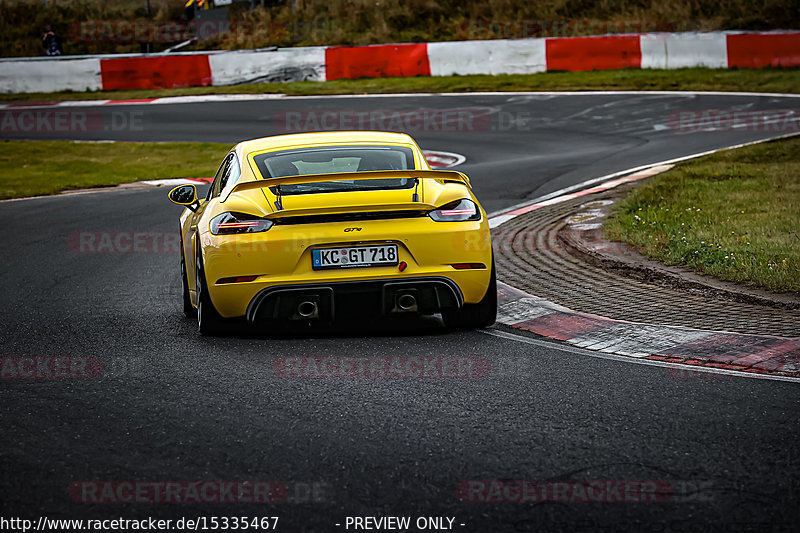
494, 281, 800, 379
483, 329, 800, 383
488, 164, 673, 228
488, 139, 800, 378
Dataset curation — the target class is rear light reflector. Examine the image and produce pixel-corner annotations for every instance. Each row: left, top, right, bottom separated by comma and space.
217, 275, 258, 284
451, 263, 486, 270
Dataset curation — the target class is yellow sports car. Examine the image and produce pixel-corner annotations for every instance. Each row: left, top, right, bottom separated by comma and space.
168, 131, 495, 335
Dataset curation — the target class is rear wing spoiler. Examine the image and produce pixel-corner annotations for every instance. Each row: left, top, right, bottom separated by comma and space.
229, 169, 470, 195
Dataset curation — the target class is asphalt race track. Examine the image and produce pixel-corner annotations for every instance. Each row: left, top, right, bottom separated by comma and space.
2, 93, 800, 532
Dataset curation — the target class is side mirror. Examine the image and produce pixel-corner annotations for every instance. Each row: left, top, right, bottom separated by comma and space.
168, 184, 199, 212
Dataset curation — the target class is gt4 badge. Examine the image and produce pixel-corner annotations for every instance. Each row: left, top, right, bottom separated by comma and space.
344, 227, 362, 232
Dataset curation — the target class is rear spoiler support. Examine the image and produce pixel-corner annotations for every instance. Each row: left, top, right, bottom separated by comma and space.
230, 169, 470, 197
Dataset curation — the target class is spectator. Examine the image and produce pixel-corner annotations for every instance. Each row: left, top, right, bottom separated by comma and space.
42, 25, 63, 56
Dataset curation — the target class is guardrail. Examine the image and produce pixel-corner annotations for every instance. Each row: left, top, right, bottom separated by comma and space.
1, 31, 797, 94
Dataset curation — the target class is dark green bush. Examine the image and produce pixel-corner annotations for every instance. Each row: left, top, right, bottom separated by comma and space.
1, 0, 797, 57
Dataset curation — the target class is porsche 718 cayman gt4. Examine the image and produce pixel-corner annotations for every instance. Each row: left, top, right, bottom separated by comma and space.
168, 131, 495, 335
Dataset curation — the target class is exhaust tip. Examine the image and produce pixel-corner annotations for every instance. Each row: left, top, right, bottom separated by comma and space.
397, 293, 417, 311
297, 300, 318, 318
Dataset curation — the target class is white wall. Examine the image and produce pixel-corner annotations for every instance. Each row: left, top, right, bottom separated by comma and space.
428, 39, 546, 76
0, 58, 102, 94
640, 33, 728, 69
209, 47, 326, 85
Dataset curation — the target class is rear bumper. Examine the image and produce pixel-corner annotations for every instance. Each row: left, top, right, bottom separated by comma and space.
200, 216, 493, 318
245, 276, 463, 324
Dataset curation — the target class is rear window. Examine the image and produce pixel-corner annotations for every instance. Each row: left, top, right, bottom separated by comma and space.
252, 145, 416, 195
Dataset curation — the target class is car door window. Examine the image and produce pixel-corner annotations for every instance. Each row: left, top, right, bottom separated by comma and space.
219, 153, 241, 197
207, 154, 233, 201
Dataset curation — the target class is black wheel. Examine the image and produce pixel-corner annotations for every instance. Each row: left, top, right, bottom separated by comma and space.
181, 257, 195, 318
195, 244, 226, 336
442, 259, 497, 329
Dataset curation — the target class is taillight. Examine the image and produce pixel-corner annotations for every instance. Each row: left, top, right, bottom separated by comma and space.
428, 199, 481, 222
210, 212, 274, 235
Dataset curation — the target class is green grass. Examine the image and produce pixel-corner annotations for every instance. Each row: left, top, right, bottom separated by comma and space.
0, 140, 230, 199
2, 68, 799, 103
604, 136, 800, 293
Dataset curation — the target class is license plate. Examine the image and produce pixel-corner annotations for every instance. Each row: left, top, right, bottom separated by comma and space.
312, 244, 398, 270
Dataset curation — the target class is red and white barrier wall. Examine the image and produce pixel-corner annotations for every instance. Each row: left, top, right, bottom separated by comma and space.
1, 31, 798, 94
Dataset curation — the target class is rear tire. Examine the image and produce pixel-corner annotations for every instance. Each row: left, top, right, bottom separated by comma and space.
195, 246, 226, 336
442, 260, 497, 329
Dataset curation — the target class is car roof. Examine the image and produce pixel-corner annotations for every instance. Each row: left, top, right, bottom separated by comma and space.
235, 131, 418, 155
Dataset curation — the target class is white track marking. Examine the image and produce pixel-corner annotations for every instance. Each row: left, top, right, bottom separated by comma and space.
422, 149, 467, 168
1, 90, 798, 110
487, 131, 800, 221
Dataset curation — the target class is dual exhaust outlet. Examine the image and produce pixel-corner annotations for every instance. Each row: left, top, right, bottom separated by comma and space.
246, 278, 463, 324
293, 291, 418, 320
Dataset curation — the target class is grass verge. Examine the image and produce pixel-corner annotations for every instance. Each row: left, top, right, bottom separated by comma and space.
0, 140, 229, 200
604, 136, 800, 293
1, 68, 799, 103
